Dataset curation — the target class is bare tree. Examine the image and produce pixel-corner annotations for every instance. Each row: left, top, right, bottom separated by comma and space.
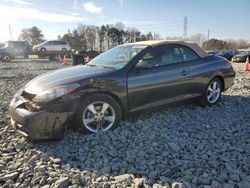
237, 39, 249, 49
190, 33, 206, 46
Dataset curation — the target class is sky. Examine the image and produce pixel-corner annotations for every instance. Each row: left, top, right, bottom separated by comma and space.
0, 0, 249, 42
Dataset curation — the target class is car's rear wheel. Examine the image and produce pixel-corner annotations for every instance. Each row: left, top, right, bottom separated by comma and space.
200, 78, 222, 107
2, 55, 11, 62
75, 94, 121, 134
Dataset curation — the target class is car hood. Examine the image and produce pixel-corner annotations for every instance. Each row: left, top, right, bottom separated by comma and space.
24, 65, 114, 94
33, 44, 40, 48
0, 47, 9, 52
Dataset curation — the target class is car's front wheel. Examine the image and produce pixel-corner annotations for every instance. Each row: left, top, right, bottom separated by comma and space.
61, 48, 67, 53
75, 94, 122, 134
40, 48, 46, 53
200, 78, 222, 107
2, 55, 11, 62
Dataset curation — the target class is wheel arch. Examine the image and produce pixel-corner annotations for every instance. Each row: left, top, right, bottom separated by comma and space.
79, 91, 125, 116
212, 75, 225, 91
40, 47, 46, 51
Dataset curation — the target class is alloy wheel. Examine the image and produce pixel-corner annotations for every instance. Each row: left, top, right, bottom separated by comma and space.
206, 81, 221, 103
82, 101, 115, 133
3, 56, 11, 62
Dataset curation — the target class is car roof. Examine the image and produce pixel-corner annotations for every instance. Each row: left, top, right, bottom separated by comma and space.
131, 40, 209, 58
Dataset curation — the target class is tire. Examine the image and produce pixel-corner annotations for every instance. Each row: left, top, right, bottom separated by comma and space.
2, 55, 11, 62
75, 94, 122, 134
24, 54, 29, 59
199, 78, 222, 107
61, 48, 67, 53
40, 48, 46, 53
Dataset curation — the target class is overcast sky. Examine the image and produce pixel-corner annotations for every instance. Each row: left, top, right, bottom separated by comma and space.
0, 0, 249, 42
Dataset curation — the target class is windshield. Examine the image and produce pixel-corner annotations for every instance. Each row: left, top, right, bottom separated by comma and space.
88, 44, 147, 69
39, 41, 47, 45
4, 42, 11, 47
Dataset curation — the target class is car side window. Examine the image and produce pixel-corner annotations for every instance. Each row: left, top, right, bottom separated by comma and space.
179, 46, 199, 62
53, 41, 59, 45
140, 45, 183, 67
159, 46, 183, 65
47, 41, 53, 45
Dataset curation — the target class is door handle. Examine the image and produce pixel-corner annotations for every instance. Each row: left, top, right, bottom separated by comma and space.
181, 70, 187, 76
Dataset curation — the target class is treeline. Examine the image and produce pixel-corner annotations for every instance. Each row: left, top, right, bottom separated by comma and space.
202, 38, 249, 50
57, 22, 160, 52
165, 35, 250, 50
15, 23, 250, 51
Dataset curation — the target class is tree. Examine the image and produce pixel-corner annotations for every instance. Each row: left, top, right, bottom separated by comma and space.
19, 26, 44, 46
60, 23, 162, 51
98, 25, 107, 52
190, 33, 206, 47
202, 39, 227, 50
0, 42, 4, 48
237, 39, 249, 49
146, 32, 153, 40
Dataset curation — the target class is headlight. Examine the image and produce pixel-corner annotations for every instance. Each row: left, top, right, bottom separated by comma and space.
33, 83, 80, 103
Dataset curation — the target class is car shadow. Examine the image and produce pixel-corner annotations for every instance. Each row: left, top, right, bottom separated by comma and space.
32, 94, 250, 184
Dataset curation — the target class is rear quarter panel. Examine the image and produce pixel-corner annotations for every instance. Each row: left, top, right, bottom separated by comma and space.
190, 55, 234, 93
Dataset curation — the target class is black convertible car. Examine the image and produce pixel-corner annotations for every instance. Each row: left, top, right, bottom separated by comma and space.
9, 40, 235, 140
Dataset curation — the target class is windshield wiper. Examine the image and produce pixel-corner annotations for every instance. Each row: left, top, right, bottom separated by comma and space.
87, 64, 115, 69
86, 64, 96, 67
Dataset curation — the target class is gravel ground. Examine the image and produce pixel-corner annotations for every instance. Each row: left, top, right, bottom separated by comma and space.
0, 60, 249, 188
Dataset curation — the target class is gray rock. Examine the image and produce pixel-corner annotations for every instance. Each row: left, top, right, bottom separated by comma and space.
211, 180, 223, 188
168, 143, 180, 152
237, 181, 250, 188
3, 172, 19, 181
223, 183, 235, 188
41, 185, 50, 188
114, 174, 134, 182
197, 175, 211, 185
50, 158, 62, 164
100, 166, 111, 174
34, 165, 47, 175
71, 174, 81, 185
39, 176, 48, 186
171, 182, 184, 188
148, 170, 158, 180
54, 177, 69, 188
153, 183, 164, 188
229, 174, 240, 182
133, 178, 146, 187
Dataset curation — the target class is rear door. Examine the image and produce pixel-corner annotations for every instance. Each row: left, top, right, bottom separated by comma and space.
127, 44, 202, 111
46, 41, 54, 51
54, 41, 61, 51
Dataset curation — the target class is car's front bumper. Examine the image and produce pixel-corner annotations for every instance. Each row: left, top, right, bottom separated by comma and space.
9, 92, 74, 140
232, 57, 245, 62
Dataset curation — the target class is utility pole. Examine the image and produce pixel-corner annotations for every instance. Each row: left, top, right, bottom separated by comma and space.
183, 16, 187, 38
206, 29, 210, 50
9, 25, 13, 41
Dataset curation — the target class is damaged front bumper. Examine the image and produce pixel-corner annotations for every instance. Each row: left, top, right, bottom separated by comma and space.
9, 90, 75, 140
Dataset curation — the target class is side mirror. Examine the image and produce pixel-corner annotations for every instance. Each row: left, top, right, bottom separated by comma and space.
135, 60, 154, 69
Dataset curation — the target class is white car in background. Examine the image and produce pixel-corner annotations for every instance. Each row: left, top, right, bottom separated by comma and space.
33, 40, 71, 52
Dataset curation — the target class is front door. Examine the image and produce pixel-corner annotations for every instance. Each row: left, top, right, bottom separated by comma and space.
127, 44, 201, 111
